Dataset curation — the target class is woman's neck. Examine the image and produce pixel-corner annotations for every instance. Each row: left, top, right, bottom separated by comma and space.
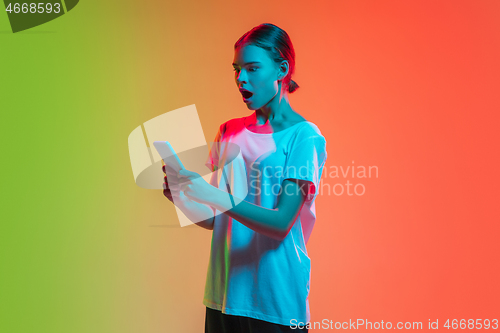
254, 90, 295, 125
246, 105, 305, 134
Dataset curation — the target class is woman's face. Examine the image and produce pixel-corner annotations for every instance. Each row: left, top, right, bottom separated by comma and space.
232, 44, 285, 109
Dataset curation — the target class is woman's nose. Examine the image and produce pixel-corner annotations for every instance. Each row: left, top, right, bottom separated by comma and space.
236, 70, 247, 83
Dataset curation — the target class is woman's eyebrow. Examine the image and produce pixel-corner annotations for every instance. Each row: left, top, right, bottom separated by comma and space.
232, 61, 261, 66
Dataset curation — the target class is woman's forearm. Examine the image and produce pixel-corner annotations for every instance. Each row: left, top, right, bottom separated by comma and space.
176, 169, 305, 237
204, 186, 288, 240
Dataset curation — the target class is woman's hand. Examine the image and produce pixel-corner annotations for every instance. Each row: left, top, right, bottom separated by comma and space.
162, 164, 176, 203
162, 164, 196, 207
177, 169, 214, 204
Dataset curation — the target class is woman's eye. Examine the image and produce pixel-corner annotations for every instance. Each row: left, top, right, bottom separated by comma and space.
233, 67, 256, 73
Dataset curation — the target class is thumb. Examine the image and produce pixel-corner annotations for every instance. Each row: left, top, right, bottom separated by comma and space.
178, 168, 190, 177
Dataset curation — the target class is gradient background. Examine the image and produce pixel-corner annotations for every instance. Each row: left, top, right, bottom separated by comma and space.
1, 0, 499, 332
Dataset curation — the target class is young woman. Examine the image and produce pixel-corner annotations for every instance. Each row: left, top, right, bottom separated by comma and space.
162, 23, 327, 333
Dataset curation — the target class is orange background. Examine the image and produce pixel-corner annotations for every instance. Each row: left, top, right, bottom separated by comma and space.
127, 0, 500, 331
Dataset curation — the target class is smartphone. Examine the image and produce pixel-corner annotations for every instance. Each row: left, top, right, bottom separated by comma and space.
153, 141, 186, 173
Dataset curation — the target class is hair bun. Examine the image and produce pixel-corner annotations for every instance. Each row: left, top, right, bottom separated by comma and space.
288, 80, 299, 93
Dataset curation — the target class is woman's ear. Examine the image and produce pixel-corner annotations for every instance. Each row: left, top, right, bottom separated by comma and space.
278, 60, 289, 80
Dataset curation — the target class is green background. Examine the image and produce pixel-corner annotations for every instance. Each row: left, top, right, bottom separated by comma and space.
1, 2, 171, 332
1, 2, 219, 332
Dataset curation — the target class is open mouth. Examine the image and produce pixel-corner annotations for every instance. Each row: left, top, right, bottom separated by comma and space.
241, 90, 253, 99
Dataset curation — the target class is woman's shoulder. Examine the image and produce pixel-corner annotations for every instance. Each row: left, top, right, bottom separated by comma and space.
220, 116, 247, 127
216, 116, 247, 138
284, 112, 324, 133
294, 119, 325, 138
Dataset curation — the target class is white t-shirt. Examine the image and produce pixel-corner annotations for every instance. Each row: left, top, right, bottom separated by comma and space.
203, 115, 328, 326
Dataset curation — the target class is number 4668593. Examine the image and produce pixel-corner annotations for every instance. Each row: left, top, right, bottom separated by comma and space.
5, 3, 61, 14
443, 319, 498, 329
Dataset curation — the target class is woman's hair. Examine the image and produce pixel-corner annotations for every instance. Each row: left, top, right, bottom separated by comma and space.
234, 23, 299, 94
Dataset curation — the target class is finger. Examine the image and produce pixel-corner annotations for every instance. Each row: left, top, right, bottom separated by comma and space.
180, 183, 190, 193
163, 187, 173, 199
163, 181, 173, 190
169, 189, 181, 198
179, 169, 199, 177
177, 174, 191, 183
164, 181, 172, 192
165, 183, 181, 197
166, 165, 178, 175
165, 174, 180, 185
162, 164, 176, 176
169, 183, 181, 192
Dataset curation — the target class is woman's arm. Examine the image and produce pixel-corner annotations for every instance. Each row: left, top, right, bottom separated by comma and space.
212, 179, 308, 240
222, 179, 305, 240
179, 169, 310, 240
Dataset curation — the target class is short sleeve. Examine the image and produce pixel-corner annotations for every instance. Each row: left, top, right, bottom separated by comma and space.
205, 122, 226, 172
283, 125, 328, 201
